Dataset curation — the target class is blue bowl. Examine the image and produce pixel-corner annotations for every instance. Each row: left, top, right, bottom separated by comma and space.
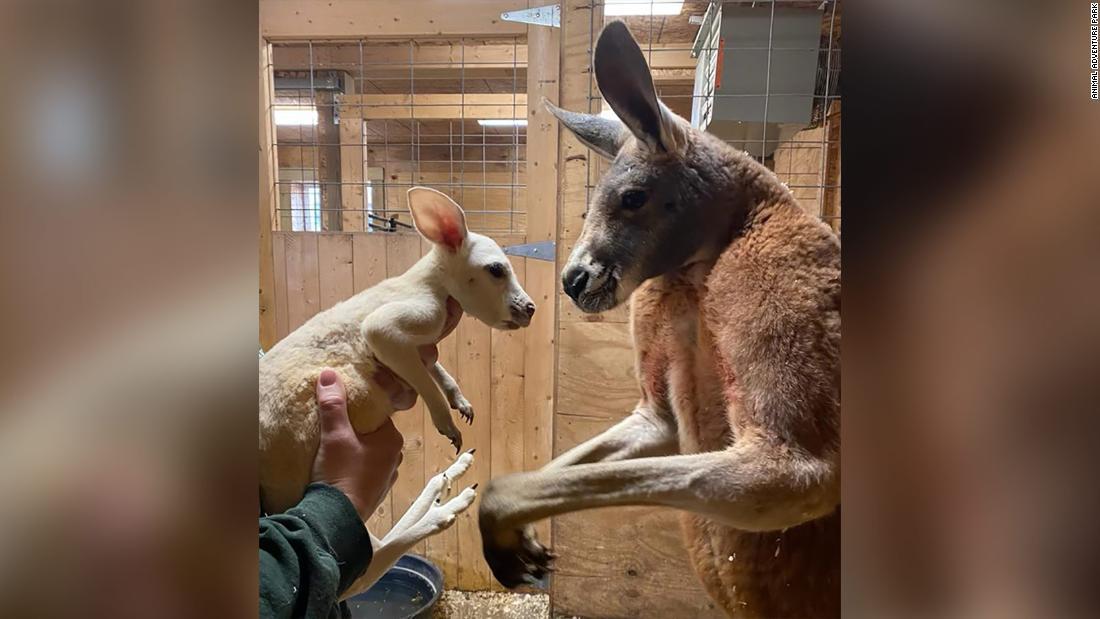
346, 554, 444, 619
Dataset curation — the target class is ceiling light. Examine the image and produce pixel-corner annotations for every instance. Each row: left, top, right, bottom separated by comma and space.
604, 0, 684, 17
273, 106, 318, 126
478, 119, 528, 127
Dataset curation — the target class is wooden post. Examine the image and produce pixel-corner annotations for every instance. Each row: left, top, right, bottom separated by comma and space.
339, 116, 366, 231
259, 37, 278, 351
523, 22, 560, 550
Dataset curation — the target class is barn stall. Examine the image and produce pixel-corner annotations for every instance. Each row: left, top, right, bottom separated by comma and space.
258, 1, 840, 616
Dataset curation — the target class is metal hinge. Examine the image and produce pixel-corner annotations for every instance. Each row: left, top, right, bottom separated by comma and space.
502, 240, 556, 262
501, 4, 560, 28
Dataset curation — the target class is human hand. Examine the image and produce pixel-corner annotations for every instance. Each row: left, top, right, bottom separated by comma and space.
311, 368, 404, 520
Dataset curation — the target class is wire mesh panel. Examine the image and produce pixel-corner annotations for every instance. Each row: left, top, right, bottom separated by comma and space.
268, 37, 528, 234
586, 0, 841, 232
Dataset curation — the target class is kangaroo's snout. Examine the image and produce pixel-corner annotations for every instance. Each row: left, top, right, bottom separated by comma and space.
561, 258, 619, 314
506, 299, 536, 329
562, 266, 590, 302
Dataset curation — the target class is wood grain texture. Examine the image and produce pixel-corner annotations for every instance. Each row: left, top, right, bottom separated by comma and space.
317, 234, 354, 312
557, 322, 636, 421
454, 313, 493, 590
552, 506, 725, 619
271, 232, 289, 342
488, 255, 527, 591
260, 39, 278, 351
284, 233, 320, 331
490, 255, 527, 482
339, 118, 366, 232
352, 233, 388, 292
260, 0, 525, 38
524, 25, 560, 548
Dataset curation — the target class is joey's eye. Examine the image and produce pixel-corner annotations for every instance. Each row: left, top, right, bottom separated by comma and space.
621, 190, 647, 210
486, 262, 506, 278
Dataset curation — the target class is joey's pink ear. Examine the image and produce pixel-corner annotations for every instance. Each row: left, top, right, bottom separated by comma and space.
407, 187, 469, 252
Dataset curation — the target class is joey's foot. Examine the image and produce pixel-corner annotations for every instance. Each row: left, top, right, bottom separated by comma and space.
433, 448, 475, 500
425, 484, 478, 533
455, 397, 475, 425
432, 413, 463, 453
446, 430, 463, 454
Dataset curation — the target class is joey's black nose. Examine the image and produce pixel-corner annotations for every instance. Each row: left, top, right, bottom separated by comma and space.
524, 302, 536, 318
562, 266, 589, 301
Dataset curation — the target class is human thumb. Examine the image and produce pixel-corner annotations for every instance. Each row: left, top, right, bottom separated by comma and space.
316, 368, 352, 436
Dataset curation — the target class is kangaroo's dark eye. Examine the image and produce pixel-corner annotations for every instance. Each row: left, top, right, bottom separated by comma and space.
621, 190, 647, 210
486, 262, 506, 278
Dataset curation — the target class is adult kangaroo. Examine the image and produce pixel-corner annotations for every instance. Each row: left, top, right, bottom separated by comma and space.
478, 21, 840, 618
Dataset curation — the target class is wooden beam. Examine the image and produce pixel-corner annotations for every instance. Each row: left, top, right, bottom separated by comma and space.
522, 22, 560, 550
338, 93, 527, 120
259, 37, 278, 351
261, 0, 524, 38
271, 40, 689, 81
273, 42, 527, 70
339, 117, 365, 231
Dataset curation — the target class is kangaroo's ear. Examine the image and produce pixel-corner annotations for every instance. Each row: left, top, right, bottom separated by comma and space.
407, 187, 468, 252
594, 21, 689, 154
544, 98, 627, 160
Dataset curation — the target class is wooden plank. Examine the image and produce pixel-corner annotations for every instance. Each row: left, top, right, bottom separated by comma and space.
271, 39, 690, 72
261, 0, 525, 38
317, 234, 354, 311
553, 507, 725, 618
386, 234, 427, 553
352, 233, 388, 292
523, 25, 560, 549
339, 118, 366, 232
488, 253, 527, 591
272, 41, 528, 71
556, 322, 637, 420
551, 2, 601, 602
260, 39, 278, 351
339, 94, 527, 121
490, 255, 526, 485
271, 232, 290, 342
823, 100, 842, 234
454, 313, 493, 590
283, 233, 321, 331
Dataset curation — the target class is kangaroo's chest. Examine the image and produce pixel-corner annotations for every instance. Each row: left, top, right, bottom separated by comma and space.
632, 275, 738, 454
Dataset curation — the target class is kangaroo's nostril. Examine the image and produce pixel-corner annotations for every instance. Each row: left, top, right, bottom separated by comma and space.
525, 302, 536, 317
562, 267, 590, 301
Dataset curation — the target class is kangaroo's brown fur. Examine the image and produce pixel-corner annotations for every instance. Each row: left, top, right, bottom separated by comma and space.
477, 21, 840, 617
631, 198, 840, 616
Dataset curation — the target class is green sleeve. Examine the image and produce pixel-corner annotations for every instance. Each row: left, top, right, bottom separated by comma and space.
259, 483, 375, 619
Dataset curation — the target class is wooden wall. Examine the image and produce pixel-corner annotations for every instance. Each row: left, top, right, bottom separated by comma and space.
268, 230, 550, 591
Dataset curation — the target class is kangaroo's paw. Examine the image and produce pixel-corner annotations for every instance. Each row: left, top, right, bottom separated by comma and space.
481, 523, 556, 590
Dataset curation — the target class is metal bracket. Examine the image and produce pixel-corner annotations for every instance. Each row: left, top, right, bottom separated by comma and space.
501, 4, 560, 28
502, 240, 556, 262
